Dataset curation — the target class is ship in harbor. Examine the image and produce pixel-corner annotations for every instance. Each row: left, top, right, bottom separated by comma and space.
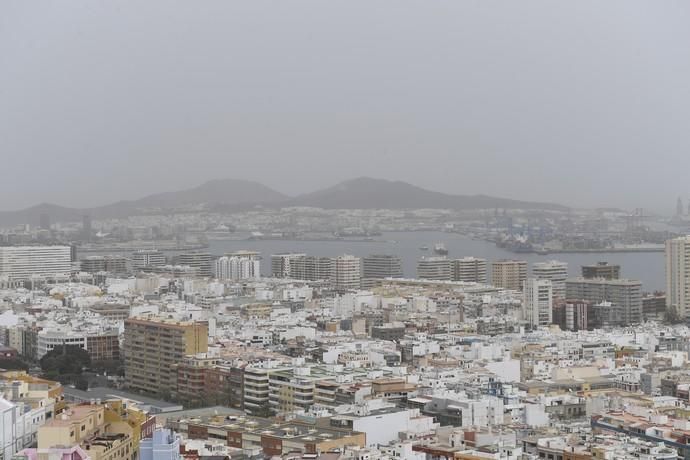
433, 243, 449, 255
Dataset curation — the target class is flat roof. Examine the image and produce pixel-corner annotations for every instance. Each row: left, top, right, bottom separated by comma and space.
63, 387, 183, 412
155, 406, 245, 424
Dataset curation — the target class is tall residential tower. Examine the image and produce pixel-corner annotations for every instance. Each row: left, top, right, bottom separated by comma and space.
666, 236, 690, 319
532, 260, 568, 299
491, 260, 527, 291
523, 278, 553, 329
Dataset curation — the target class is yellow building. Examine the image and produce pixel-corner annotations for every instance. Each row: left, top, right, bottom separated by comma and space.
38, 403, 141, 460
0, 371, 64, 400
491, 260, 527, 291
104, 400, 155, 445
0, 370, 65, 413
124, 317, 208, 397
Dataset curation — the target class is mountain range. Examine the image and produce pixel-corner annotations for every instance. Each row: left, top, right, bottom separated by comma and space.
0, 177, 567, 226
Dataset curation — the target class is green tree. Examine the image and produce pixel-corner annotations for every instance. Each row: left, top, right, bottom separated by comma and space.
40, 346, 91, 386
666, 306, 685, 325
0, 358, 29, 371
92, 359, 124, 376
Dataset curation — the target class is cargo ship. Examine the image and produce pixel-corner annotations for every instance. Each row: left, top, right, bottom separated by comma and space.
433, 243, 449, 255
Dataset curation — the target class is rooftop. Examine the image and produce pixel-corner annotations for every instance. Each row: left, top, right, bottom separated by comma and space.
63, 387, 183, 412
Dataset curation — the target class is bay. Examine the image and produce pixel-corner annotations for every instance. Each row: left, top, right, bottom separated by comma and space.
208, 231, 665, 292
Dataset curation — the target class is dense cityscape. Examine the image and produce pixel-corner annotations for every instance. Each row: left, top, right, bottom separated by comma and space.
1, 192, 690, 460
4, 1, 689, 459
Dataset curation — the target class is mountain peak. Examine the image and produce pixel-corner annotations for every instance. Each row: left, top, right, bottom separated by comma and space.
0, 178, 288, 226
0, 177, 567, 226
291, 177, 566, 210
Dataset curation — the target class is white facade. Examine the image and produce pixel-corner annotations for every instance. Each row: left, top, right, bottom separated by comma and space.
131, 250, 166, 269
0, 398, 50, 460
140, 428, 181, 460
36, 330, 88, 359
347, 405, 437, 447
532, 260, 568, 299
382, 442, 426, 460
271, 253, 305, 278
666, 236, 690, 318
0, 399, 12, 460
523, 278, 553, 328
215, 252, 260, 281
417, 257, 451, 281
0, 246, 71, 281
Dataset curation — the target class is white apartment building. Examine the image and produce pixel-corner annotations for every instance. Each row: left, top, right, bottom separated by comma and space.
532, 260, 568, 299
666, 236, 690, 319
131, 250, 166, 270
332, 403, 438, 448
271, 253, 305, 278
523, 278, 553, 329
417, 257, 451, 281
215, 251, 261, 281
0, 246, 71, 281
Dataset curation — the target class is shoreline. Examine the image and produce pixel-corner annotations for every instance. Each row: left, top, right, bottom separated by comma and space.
540, 247, 664, 254
78, 244, 208, 253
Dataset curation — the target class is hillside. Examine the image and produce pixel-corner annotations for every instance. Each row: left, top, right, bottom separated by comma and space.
0, 179, 288, 226
0, 177, 568, 226
289, 177, 567, 211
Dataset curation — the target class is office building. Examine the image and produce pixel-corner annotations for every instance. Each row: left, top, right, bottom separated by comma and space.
332, 255, 362, 291
79, 256, 105, 273
643, 292, 666, 321
362, 254, 403, 288
36, 329, 120, 361
532, 260, 568, 299
80, 255, 129, 274
271, 253, 306, 278
131, 250, 166, 270
666, 236, 690, 319
678, 197, 685, 216
106, 255, 129, 273
416, 257, 451, 281
451, 257, 487, 283
289, 256, 333, 281
124, 317, 208, 396
565, 277, 642, 325
491, 260, 527, 291
552, 299, 591, 332
176, 252, 213, 277
523, 278, 553, 329
582, 262, 620, 280
215, 251, 261, 280
0, 246, 72, 281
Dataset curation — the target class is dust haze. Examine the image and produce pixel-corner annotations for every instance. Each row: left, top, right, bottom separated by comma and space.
2, 0, 689, 212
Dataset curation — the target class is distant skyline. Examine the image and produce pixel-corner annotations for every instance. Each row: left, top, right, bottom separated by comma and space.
2, 1, 690, 213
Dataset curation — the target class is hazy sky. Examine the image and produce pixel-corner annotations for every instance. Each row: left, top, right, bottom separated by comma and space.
2, 1, 689, 213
